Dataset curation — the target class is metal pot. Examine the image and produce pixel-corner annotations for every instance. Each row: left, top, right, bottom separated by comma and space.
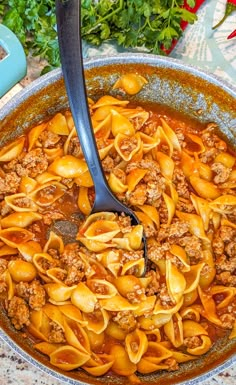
0, 54, 235, 385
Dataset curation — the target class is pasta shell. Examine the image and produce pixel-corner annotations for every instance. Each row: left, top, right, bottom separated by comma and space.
137, 358, 169, 374
111, 110, 135, 137
44, 283, 76, 302
184, 263, 205, 294
126, 168, 147, 192
49, 155, 88, 178
108, 172, 128, 194
83, 353, 114, 376
42, 303, 65, 330
136, 205, 159, 229
110, 344, 137, 376
83, 219, 120, 243
134, 295, 156, 317
78, 186, 92, 216
92, 105, 122, 121
92, 95, 129, 110
19, 176, 37, 194
124, 225, 143, 250
0, 270, 14, 300
114, 133, 141, 161
46, 268, 67, 284
18, 240, 42, 262
125, 329, 148, 364
161, 118, 181, 153
169, 244, 190, 272
176, 211, 210, 242
99, 295, 139, 311
121, 258, 145, 277
142, 341, 172, 364
98, 140, 114, 160
139, 132, 159, 153
44, 147, 64, 162
96, 250, 121, 277
5, 193, 38, 212
0, 136, 25, 162
171, 351, 198, 363
166, 260, 186, 303
183, 289, 198, 307
190, 194, 212, 231
210, 285, 236, 309
186, 335, 212, 356
138, 312, 172, 330
83, 307, 110, 334
180, 307, 201, 322
155, 151, 175, 180
189, 175, 221, 200
86, 279, 117, 299
0, 227, 34, 248
183, 321, 208, 338
198, 286, 222, 326
93, 114, 111, 140
0, 244, 18, 257
113, 73, 147, 95
181, 151, 196, 177
34, 342, 61, 356
8, 260, 37, 282
28, 122, 47, 151
47, 112, 69, 135
164, 313, 183, 348
114, 275, 144, 299
153, 297, 184, 316
162, 192, 175, 225
71, 282, 97, 313
64, 318, 90, 354
58, 304, 87, 326
43, 231, 64, 254
1, 212, 42, 229
184, 133, 205, 155
210, 194, 236, 207
74, 170, 93, 187
33, 252, 56, 274
36, 172, 62, 185
50, 345, 90, 371
76, 238, 113, 252
29, 182, 66, 207
214, 152, 235, 168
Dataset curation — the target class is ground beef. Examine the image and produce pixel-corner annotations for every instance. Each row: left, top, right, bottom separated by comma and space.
0, 259, 8, 275
164, 357, 179, 371
178, 235, 203, 260
42, 211, 65, 225
0, 172, 21, 194
200, 148, 219, 164
219, 313, 235, 329
176, 198, 195, 213
172, 168, 190, 199
166, 221, 189, 240
15, 149, 48, 178
225, 242, 236, 258
48, 321, 66, 343
0, 281, 7, 294
212, 236, 225, 256
61, 243, 86, 272
183, 336, 202, 349
211, 162, 231, 184
38, 130, 61, 148
117, 213, 132, 233
112, 310, 137, 332
146, 180, 164, 206
159, 283, 175, 307
127, 184, 147, 206
102, 156, 115, 173
216, 271, 236, 286
145, 270, 160, 296
7, 296, 30, 330
64, 265, 84, 286
148, 242, 170, 263
219, 226, 236, 243
15, 280, 46, 310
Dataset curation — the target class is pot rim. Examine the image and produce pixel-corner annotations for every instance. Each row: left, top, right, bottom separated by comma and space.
0, 53, 235, 120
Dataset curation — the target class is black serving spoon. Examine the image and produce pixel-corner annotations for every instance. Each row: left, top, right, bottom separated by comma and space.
55, 0, 147, 266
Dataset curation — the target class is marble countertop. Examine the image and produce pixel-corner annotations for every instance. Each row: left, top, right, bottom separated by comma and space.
0, 0, 235, 383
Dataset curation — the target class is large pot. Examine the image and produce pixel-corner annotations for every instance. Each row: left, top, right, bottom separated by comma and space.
0, 54, 235, 385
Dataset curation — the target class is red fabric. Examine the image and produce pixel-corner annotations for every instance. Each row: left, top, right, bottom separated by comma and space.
165, 0, 206, 54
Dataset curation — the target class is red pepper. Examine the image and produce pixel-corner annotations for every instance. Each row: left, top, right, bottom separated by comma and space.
212, 0, 236, 29
227, 28, 236, 38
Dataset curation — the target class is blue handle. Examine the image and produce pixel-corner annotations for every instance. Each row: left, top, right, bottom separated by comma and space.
0, 24, 27, 97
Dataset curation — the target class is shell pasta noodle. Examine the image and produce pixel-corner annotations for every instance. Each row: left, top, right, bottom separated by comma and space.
0, 73, 236, 382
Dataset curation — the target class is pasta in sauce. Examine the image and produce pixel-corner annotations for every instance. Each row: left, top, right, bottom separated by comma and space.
0, 74, 235, 382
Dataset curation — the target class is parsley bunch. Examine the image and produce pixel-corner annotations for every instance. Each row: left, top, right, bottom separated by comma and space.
1, 0, 197, 74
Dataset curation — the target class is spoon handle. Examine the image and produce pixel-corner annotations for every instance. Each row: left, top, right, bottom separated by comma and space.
56, 0, 111, 199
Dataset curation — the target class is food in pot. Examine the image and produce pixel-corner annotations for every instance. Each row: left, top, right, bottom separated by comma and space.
0, 76, 235, 381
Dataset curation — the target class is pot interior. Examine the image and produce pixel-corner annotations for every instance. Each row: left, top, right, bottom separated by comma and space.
0, 55, 235, 385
